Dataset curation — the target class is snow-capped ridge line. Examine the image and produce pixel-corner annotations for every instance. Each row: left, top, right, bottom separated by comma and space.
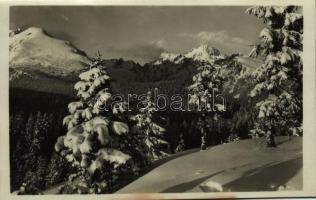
153, 44, 225, 65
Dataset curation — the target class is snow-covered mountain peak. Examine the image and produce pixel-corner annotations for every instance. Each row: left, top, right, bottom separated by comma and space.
153, 52, 183, 65
160, 52, 179, 61
153, 44, 224, 65
10, 27, 90, 78
18, 26, 44, 36
190, 44, 220, 56
184, 44, 222, 63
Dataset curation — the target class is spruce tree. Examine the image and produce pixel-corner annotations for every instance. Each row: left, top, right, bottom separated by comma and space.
22, 112, 51, 191
246, 6, 303, 147
188, 63, 225, 150
10, 111, 26, 190
55, 53, 131, 193
131, 91, 169, 160
23, 112, 37, 186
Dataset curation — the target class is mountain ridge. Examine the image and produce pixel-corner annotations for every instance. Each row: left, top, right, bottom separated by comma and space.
9, 27, 263, 96
153, 44, 225, 65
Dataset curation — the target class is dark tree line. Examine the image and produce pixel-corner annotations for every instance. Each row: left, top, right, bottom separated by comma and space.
9, 88, 73, 193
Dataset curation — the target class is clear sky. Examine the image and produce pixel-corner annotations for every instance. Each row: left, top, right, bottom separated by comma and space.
10, 6, 265, 64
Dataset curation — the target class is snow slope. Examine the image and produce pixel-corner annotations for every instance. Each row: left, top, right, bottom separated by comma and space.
117, 136, 302, 193
9, 27, 91, 95
10, 27, 90, 77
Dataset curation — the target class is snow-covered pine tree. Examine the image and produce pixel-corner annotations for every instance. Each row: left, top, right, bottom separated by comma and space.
246, 6, 303, 147
55, 53, 131, 193
131, 91, 169, 161
188, 63, 225, 150
215, 53, 246, 95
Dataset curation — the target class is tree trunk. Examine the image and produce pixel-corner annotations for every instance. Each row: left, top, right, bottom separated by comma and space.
288, 133, 292, 141
201, 127, 207, 150
108, 166, 113, 193
266, 130, 276, 147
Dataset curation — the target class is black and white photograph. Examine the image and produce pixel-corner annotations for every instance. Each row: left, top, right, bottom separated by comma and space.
1, 0, 316, 198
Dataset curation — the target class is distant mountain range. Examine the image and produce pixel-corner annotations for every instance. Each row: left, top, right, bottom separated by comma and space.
153, 44, 224, 65
9, 27, 263, 96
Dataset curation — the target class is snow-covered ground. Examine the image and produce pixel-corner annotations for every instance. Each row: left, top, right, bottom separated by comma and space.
42, 136, 301, 194
117, 136, 302, 193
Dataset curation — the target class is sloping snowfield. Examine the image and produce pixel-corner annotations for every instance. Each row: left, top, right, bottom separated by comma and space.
117, 136, 302, 193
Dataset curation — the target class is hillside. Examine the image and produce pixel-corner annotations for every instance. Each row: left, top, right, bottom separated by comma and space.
117, 136, 302, 193
10, 27, 90, 77
9, 27, 90, 95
